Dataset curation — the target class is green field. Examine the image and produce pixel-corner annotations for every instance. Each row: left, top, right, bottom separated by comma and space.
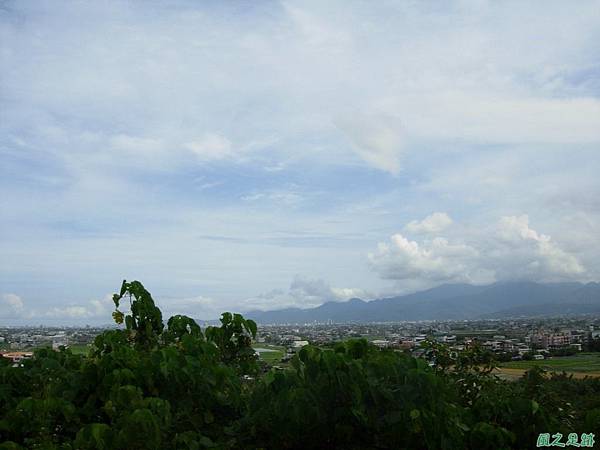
253, 344, 285, 365
67, 344, 92, 355
451, 329, 499, 337
500, 352, 600, 373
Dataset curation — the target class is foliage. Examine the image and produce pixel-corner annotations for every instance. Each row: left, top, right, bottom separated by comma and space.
242, 340, 469, 449
1, 280, 598, 449
584, 336, 600, 352
205, 312, 258, 375
0, 280, 255, 449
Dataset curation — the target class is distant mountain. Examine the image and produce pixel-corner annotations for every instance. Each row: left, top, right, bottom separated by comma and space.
483, 282, 600, 318
247, 281, 600, 324
246, 298, 371, 324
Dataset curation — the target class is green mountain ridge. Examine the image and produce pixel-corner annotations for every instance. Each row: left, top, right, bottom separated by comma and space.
247, 281, 600, 324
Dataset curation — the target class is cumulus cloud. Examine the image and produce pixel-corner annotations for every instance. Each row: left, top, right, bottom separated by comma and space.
30, 293, 225, 322
369, 234, 487, 284
243, 276, 371, 311
405, 212, 453, 234
492, 215, 585, 280
1, 293, 24, 316
46, 306, 94, 319
45, 295, 113, 319
13, 292, 221, 322
369, 215, 585, 286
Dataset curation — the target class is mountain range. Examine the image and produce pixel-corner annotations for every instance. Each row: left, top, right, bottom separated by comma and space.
246, 281, 600, 324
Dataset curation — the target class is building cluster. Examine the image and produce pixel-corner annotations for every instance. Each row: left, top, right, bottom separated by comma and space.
2, 316, 600, 366
255, 316, 600, 361
0, 326, 104, 352
528, 330, 589, 350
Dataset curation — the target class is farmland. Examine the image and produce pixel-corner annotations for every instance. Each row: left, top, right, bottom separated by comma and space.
499, 352, 600, 375
253, 344, 285, 365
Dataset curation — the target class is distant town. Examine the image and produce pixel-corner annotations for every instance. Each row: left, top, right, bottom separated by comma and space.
3, 315, 600, 366
256, 316, 600, 363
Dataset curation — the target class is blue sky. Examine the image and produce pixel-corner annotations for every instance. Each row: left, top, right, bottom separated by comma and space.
1, 0, 600, 324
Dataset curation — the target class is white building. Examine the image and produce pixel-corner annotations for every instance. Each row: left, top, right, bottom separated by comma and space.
291, 340, 309, 349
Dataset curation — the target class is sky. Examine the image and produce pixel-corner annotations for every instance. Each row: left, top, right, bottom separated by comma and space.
1, 0, 600, 324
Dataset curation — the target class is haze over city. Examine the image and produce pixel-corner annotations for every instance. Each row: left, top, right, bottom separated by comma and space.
1, 0, 600, 324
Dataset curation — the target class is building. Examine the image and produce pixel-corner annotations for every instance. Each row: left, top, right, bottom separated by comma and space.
371, 339, 390, 348
290, 340, 309, 349
530, 332, 571, 350
0, 351, 33, 364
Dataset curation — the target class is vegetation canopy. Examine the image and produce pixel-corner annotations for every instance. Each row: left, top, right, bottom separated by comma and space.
1, 280, 599, 449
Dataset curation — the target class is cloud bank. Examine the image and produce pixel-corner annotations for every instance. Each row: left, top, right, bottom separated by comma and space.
370, 214, 586, 289
242, 276, 371, 311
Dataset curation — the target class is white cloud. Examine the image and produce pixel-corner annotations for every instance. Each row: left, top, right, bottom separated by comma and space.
47, 306, 92, 319
330, 287, 368, 299
283, 3, 350, 48
45, 294, 113, 320
405, 212, 453, 234
243, 275, 371, 311
184, 133, 234, 161
493, 215, 585, 280
369, 234, 486, 284
1, 293, 24, 315
241, 188, 303, 206
334, 113, 404, 174
2, 0, 600, 179
390, 93, 600, 146
369, 215, 585, 286
39, 294, 226, 322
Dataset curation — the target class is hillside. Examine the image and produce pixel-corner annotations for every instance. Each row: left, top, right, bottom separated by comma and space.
247, 281, 600, 324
